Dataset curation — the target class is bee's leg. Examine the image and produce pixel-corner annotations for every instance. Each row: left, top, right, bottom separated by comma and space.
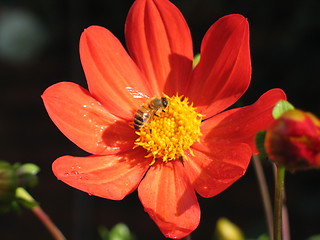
179, 156, 184, 165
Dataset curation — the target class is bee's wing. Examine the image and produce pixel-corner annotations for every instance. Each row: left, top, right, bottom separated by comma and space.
125, 87, 150, 99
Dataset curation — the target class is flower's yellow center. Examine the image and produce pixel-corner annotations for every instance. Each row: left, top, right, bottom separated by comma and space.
134, 95, 203, 165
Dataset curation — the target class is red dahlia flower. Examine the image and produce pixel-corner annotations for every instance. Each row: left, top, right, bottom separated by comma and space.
42, 0, 286, 238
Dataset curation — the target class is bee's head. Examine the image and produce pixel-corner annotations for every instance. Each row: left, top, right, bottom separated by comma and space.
161, 97, 168, 108
149, 97, 168, 109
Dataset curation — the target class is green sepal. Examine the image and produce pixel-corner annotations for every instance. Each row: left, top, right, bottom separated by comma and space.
15, 187, 38, 209
272, 100, 295, 119
18, 163, 40, 176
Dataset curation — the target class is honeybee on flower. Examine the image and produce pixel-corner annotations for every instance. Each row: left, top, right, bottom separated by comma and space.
134, 96, 168, 130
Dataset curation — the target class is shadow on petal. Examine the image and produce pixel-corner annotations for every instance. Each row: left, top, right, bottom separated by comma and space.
99, 120, 137, 154
163, 53, 193, 96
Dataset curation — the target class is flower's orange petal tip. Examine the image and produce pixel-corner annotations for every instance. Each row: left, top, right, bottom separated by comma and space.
221, 13, 247, 24
81, 25, 109, 42
41, 82, 68, 100
264, 88, 287, 101
227, 13, 245, 19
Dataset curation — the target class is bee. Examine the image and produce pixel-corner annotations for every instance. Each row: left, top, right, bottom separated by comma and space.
134, 97, 168, 130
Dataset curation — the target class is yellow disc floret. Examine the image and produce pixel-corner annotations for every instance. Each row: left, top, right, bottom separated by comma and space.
134, 95, 203, 164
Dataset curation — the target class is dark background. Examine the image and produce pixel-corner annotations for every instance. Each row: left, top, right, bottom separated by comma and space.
1, 0, 320, 239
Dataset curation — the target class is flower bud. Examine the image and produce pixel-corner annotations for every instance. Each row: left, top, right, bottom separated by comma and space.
214, 218, 244, 240
0, 161, 39, 212
0, 161, 18, 204
265, 109, 320, 171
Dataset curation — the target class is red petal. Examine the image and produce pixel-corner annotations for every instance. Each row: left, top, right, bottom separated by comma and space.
125, 0, 193, 95
52, 148, 150, 200
138, 160, 200, 239
42, 82, 136, 155
186, 14, 251, 118
201, 88, 287, 154
185, 143, 252, 198
80, 26, 152, 120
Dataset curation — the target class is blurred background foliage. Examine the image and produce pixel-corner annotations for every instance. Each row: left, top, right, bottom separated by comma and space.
0, 0, 319, 239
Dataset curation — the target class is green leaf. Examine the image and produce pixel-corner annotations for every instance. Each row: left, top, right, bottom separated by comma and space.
272, 100, 295, 119
98, 225, 109, 240
98, 223, 135, 240
245, 234, 269, 240
307, 234, 320, 240
214, 218, 244, 240
109, 223, 134, 240
192, 53, 200, 68
256, 234, 270, 240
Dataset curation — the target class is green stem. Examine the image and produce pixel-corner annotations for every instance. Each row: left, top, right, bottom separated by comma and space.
274, 166, 286, 240
252, 155, 273, 240
16, 188, 66, 240
32, 205, 66, 240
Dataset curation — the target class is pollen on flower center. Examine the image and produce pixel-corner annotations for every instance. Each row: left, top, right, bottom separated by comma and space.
134, 95, 203, 164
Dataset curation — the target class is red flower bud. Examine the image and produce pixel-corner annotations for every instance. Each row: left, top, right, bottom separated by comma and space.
265, 109, 320, 171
